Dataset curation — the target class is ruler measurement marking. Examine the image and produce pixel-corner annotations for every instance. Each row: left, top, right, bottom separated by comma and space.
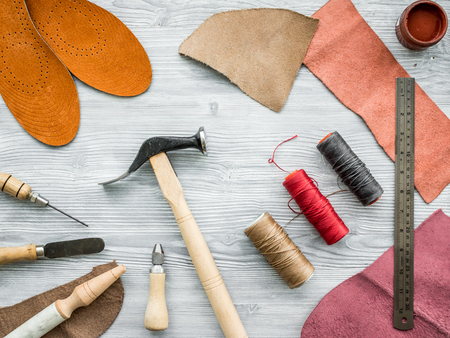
394, 78, 414, 330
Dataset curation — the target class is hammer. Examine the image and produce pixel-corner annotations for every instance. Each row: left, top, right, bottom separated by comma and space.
100, 127, 247, 338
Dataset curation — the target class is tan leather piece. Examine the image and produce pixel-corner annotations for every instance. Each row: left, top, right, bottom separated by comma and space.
26, 0, 152, 97
179, 9, 319, 112
0, 0, 79, 146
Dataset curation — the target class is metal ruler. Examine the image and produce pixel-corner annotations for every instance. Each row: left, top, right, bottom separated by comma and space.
394, 77, 415, 330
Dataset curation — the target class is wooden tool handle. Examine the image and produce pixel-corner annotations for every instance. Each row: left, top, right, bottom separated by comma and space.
0, 244, 37, 265
6, 266, 126, 338
0, 172, 32, 200
144, 273, 168, 331
150, 153, 247, 338
55, 265, 126, 319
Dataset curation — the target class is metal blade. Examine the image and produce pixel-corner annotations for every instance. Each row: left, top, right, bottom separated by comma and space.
98, 127, 207, 186
43, 238, 105, 259
98, 170, 131, 185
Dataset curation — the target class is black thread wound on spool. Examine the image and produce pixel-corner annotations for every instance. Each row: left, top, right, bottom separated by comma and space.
316, 131, 383, 206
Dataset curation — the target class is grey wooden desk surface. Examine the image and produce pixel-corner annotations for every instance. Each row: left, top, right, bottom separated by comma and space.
1, 0, 449, 337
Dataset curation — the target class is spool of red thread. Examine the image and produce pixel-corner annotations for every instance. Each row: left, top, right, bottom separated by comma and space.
396, 0, 448, 50
283, 169, 349, 245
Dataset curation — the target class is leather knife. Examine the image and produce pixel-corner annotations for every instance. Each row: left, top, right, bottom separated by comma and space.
0, 238, 105, 265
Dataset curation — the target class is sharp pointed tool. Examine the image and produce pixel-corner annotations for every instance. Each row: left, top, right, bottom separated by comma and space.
47, 204, 89, 227
0, 172, 89, 227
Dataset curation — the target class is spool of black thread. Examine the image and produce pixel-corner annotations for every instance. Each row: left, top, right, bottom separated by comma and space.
317, 131, 383, 206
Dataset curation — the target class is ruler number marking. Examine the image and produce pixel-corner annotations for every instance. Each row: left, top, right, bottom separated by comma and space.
394, 78, 415, 330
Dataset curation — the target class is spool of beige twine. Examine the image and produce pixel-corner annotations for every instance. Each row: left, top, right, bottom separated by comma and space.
244, 212, 314, 289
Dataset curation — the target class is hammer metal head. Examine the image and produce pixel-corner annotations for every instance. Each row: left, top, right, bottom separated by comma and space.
99, 127, 207, 185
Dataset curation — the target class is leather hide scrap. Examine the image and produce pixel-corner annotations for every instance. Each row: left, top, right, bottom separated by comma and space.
179, 9, 319, 112
303, 0, 450, 203
0, 261, 124, 338
301, 209, 450, 337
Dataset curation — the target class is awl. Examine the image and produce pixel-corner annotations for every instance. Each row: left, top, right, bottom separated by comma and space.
0, 238, 105, 265
0, 172, 89, 227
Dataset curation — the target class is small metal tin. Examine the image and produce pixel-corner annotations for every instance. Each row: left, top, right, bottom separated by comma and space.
396, 0, 448, 50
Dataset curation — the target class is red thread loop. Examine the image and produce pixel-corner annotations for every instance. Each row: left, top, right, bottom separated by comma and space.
288, 197, 300, 214
283, 169, 349, 245
268, 135, 298, 173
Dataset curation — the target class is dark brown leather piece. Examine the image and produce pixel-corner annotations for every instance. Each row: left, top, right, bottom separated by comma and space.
0, 261, 124, 338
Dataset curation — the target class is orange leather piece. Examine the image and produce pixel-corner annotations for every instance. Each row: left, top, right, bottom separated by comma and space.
26, 0, 152, 96
0, 0, 79, 146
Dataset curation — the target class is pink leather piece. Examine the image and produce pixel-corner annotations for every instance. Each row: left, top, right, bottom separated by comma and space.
301, 209, 450, 337
303, 0, 450, 203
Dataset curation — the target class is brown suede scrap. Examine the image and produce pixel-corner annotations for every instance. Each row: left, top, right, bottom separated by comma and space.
0, 261, 124, 338
179, 9, 319, 112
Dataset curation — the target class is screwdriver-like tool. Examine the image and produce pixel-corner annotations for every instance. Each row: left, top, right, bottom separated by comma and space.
0, 172, 88, 227
144, 244, 168, 331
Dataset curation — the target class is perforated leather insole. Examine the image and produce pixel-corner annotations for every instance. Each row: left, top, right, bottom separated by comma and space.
0, 0, 79, 146
25, 0, 152, 97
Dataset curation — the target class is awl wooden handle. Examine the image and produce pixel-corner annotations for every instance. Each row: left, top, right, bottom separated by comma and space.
150, 153, 247, 338
144, 273, 168, 331
0, 172, 32, 200
0, 244, 37, 265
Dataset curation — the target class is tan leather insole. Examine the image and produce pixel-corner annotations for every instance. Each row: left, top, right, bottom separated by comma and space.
179, 9, 319, 112
0, 0, 79, 146
25, 0, 152, 97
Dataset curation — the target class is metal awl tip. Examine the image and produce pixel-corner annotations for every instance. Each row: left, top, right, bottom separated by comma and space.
47, 204, 89, 227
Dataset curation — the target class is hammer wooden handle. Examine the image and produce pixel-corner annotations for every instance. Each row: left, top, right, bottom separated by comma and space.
0, 244, 37, 265
0, 172, 32, 200
150, 153, 247, 338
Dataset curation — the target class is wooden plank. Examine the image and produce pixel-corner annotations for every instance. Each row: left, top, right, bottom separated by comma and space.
0, 0, 449, 337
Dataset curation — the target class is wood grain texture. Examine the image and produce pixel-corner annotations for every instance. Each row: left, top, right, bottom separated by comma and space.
0, 0, 449, 337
